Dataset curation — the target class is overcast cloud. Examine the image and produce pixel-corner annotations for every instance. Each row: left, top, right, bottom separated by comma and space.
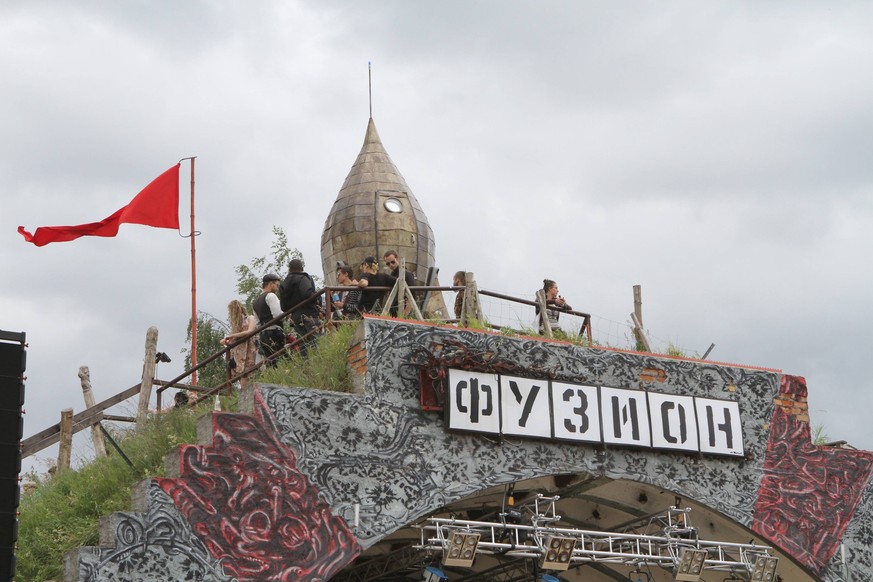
2, 1, 871, 472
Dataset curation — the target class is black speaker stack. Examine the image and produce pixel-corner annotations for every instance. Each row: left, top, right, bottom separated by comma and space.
0, 330, 25, 581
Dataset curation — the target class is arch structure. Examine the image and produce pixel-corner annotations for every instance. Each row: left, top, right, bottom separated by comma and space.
67, 317, 873, 581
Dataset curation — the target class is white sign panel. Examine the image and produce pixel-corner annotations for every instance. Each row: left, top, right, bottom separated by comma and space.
600, 387, 651, 447
441, 368, 744, 458
648, 392, 699, 452
696, 398, 744, 456
447, 369, 500, 434
500, 375, 552, 438
552, 381, 601, 443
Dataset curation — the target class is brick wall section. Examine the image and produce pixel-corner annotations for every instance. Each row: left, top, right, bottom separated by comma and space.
773, 392, 809, 423
347, 339, 367, 375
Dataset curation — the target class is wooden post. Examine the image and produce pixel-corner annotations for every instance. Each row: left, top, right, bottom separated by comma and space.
78, 366, 107, 458
459, 276, 469, 327
536, 289, 552, 338
397, 258, 407, 316
462, 272, 484, 326
633, 285, 643, 329
137, 327, 159, 421
57, 408, 73, 473
631, 312, 652, 352
631, 285, 651, 352
380, 259, 423, 319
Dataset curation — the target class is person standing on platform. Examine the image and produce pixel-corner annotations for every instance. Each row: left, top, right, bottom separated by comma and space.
228, 273, 284, 367
333, 265, 361, 319
383, 250, 416, 316
357, 256, 392, 314
220, 299, 259, 387
536, 278, 572, 334
280, 258, 321, 357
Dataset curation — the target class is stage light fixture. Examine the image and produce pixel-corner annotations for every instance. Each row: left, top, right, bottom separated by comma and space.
540, 575, 561, 582
423, 565, 448, 582
539, 535, 576, 570
751, 555, 779, 582
674, 548, 707, 581
442, 531, 480, 568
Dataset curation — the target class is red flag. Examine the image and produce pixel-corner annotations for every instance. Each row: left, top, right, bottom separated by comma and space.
18, 163, 181, 247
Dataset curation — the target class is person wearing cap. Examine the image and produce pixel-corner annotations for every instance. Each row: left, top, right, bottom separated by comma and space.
357, 256, 394, 314
249, 273, 286, 366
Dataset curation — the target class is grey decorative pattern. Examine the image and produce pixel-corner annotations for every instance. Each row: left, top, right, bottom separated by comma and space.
69, 480, 232, 582
261, 318, 781, 548
823, 475, 873, 581
65, 317, 873, 579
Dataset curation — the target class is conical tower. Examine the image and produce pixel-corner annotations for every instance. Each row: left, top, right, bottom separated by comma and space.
320, 118, 436, 287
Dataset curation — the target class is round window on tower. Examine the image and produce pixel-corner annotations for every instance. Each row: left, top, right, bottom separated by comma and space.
384, 198, 403, 213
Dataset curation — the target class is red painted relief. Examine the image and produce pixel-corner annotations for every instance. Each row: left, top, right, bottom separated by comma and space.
157, 393, 361, 581
753, 375, 873, 574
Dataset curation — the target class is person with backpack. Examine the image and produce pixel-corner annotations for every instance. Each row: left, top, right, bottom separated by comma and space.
280, 259, 321, 356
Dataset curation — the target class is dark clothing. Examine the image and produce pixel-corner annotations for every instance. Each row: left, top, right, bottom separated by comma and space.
387, 267, 416, 316
340, 288, 362, 319
359, 272, 393, 313
258, 328, 287, 366
252, 290, 285, 366
280, 271, 320, 316
454, 289, 465, 319
253, 292, 282, 329
280, 270, 322, 357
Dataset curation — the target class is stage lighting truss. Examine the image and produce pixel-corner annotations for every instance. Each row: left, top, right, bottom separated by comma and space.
415, 495, 778, 577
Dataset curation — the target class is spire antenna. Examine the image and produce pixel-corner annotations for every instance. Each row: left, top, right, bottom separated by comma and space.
368, 61, 373, 119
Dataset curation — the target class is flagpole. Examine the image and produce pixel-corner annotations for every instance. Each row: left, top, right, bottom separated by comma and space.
189, 157, 198, 385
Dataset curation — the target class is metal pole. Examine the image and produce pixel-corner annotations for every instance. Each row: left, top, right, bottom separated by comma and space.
189, 157, 198, 384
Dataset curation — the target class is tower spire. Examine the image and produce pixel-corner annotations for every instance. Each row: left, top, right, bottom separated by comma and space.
368, 61, 373, 119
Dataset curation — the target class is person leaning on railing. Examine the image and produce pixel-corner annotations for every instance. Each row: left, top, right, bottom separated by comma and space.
222, 299, 258, 387
222, 273, 285, 367
536, 278, 572, 334
357, 255, 393, 314
333, 264, 362, 319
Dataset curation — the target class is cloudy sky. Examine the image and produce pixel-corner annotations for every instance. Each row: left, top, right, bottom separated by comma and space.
2, 1, 872, 472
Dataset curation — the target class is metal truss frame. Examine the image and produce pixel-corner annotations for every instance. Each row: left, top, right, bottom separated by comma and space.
415, 495, 775, 579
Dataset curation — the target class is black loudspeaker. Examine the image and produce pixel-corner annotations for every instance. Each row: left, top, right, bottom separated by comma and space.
0, 331, 25, 582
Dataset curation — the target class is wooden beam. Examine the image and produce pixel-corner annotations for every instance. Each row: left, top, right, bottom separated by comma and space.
21, 382, 140, 458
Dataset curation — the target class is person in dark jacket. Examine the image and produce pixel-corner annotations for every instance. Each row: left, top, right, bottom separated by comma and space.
280, 259, 320, 356
382, 250, 416, 316
357, 256, 393, 314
